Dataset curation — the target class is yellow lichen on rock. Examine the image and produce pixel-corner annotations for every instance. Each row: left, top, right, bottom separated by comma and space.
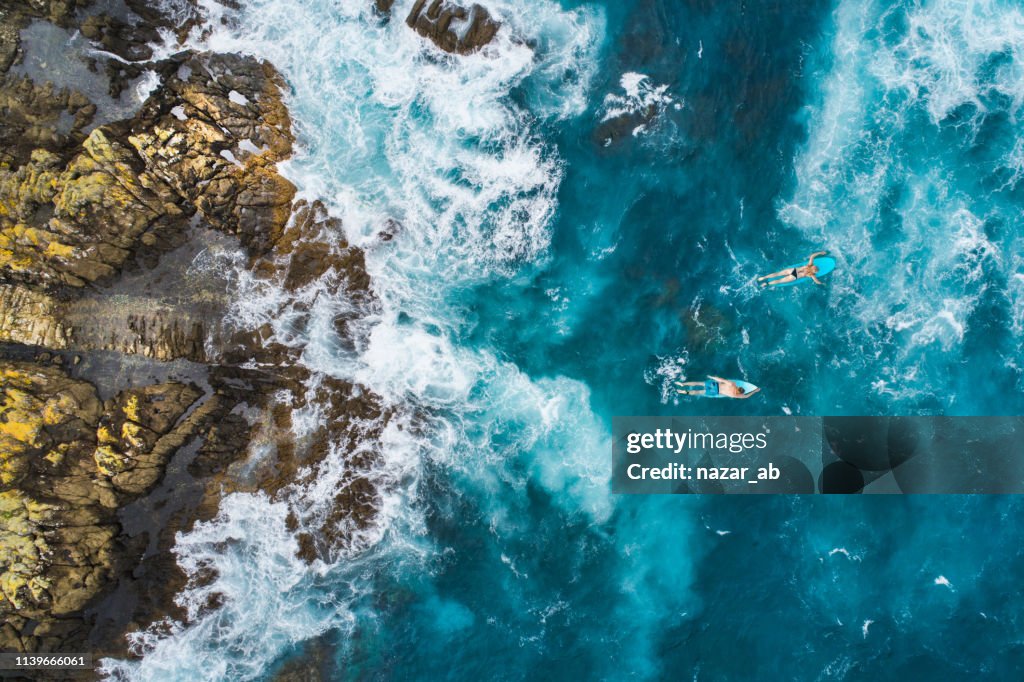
93, 444, 128, 476
0, 127, 189, 289
0, 490, 53, 611
122, 393, 141, 424
0, 149, 60, 219
0, 385, 45, 446
0, 377, 44, 486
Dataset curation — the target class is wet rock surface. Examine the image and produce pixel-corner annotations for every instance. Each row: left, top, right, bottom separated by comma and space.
0, 127, 190, 290
406, 0, 500, 54
0, 75, 96, 166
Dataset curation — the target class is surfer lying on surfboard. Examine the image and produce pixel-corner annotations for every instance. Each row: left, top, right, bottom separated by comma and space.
676, 376, 761, 399
758, 250, 829, 288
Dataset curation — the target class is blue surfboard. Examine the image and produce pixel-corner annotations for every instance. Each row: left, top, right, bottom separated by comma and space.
676, 380, 760, 398
765, 256, 836, 288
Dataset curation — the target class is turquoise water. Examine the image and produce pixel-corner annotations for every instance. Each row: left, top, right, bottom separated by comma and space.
104, 0, 1024, 679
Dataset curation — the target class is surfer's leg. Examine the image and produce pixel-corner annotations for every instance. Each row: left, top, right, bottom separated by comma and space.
675, 381, 705, 395
762, 275, 797, 288
757, 269, 791, 281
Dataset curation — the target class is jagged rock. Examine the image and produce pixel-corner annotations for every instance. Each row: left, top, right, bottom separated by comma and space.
3, 0, 94, 27
378, 218, 401, 242
64, 298, 211, 362
0, 1, 395, 662
0, 284, 71, 348
406, 0, 500, 55
79, 14, 162, 97
129, 52, 297, 255
0, 49, 301, 291
0, 128, 190, 289
0, 280, 216, 362
80, 14, 158, 63
273, 200, 372, 295
0, 12, 20, 74
0, 75, 96, 167
0, 361, 102, 490
280, 377, 392, 564
95, 382, 202, 494
0, 360, 206, 652
0, 361, 110, 650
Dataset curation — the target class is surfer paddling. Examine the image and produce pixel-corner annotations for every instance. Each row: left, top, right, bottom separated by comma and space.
676, 376, 760, 399
758, 250, 829, 288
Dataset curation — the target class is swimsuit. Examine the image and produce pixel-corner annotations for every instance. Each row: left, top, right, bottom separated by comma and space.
790, 268, 798, 278
704, 379, 719, 396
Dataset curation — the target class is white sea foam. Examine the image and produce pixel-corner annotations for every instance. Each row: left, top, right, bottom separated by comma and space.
102, 1, 616, 679
100, 494, 354, 681
644, 351, 690, 405
779, 0, 1023, 406
869, 0, 1024, 125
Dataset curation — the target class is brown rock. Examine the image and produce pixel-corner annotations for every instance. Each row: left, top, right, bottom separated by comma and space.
0, 4, 397, 665
0, 128, 191, 290
0, 359, 208, 653
0, 284, 71, 348
128, 52, 297, 255
276, 200, 372, 295
0, 74, 96, 167
406, 0, 500, 55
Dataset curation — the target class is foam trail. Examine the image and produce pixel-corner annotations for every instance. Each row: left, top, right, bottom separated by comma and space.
779, 0, 1024, 409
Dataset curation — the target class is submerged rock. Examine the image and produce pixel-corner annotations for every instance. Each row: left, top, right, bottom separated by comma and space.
0, 75, 96, 166
2, 1, 92, 28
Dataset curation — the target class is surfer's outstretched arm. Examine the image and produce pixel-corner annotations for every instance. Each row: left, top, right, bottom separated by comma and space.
810, 275, 824, 285
737, 387, 761, 399
807, 250, 827, 266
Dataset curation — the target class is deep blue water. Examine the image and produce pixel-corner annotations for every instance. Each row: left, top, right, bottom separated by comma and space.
105, 0, 1024, 679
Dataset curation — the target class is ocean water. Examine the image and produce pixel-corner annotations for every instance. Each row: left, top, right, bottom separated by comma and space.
101, 0, 1024, 679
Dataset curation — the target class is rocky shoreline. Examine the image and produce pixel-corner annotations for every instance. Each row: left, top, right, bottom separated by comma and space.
0, 0, 501, 671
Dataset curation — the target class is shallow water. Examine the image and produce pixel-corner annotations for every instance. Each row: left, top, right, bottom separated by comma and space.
101, 0, 1024, 679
